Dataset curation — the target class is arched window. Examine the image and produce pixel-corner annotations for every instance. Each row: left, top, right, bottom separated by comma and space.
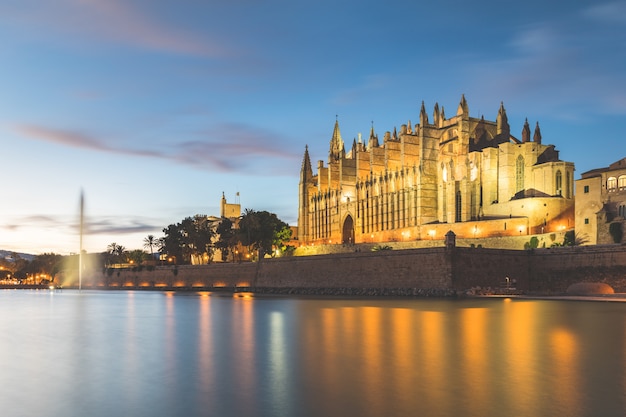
566, 171, 571, 198
516, 155, 524, 192
555, 170, 562, 196
607, 177, 617, 192
618, 175, 626, 191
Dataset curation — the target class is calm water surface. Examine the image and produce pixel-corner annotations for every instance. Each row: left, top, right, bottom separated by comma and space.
0, 290, 624, 417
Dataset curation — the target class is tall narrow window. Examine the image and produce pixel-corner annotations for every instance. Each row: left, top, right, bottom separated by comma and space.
556, 170, 562, 196
455, 190, 462, 222
566, 171, 571, 198
516, 155, 524, 193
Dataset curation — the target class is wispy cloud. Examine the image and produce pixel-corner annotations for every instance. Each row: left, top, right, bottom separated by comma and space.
14, 122, 299, 175
460, 3, 626, 118
1, 0, 231, 58
584, 1, 626, 24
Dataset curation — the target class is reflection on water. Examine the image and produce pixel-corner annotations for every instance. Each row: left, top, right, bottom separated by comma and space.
0, 291, 624, 417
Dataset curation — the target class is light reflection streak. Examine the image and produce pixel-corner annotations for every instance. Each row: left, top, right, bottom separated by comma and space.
503, 300, 537, 416
232, 293, 255, 417
419, 310, 447, 415
550, 327, 581, 416
197, 293, 212, 402
361, 307, 383, 416
268, 311, 288, 414
460, 307, 490, 416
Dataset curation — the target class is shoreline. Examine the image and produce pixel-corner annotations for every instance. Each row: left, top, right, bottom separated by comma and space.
4, 284, 626, 302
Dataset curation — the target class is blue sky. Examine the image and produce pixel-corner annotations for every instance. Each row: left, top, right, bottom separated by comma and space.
1, 0, 625, 255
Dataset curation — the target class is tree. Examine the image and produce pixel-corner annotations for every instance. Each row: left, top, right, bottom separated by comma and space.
215, 217, 236, 262
160, 216, 216, 264
127, 249, 148, 266
105, 243, 126, 264
237, 209, 290, 258
143, 235, 157, 259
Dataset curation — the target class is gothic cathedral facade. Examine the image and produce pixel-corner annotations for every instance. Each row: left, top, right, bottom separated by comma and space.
298, 96, 575, 245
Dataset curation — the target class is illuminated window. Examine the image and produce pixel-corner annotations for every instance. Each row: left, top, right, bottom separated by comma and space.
607, 177, 617, 192
516, 155, 524, 192
555, 170, 562, 196
619, 175, 626, 191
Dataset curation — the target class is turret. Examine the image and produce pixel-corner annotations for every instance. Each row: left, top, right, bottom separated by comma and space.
457, 94, 469, 116
419, 101, 429, 126
329, 119, 345, 161
522, 118, 531, 143
300, 145, 313, 181
368, 123, 379, 148
533, 122, 542, 144
496, 102, 510, 136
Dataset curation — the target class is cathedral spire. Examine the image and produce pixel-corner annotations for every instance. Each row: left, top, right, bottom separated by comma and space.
533, 121, 542, 144
496, 101, 510, 135
522, 118, 531, 143
457, 94, 469, 116
301, 145, 312, 178
433, 102, 440, 126
419, 101, 429, 125
368, 122, 379, 148
329, 118, 345, 161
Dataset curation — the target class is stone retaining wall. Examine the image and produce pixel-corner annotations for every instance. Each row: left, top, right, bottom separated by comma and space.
69, 244, 626, 294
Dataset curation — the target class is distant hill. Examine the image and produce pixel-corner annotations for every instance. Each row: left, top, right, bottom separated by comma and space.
0, 250, 35, 262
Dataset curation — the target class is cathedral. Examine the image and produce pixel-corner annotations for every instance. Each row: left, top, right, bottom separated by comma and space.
298, 96, 575, 246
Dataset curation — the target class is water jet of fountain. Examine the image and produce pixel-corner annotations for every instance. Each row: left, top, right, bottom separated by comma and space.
79, 190, 84, 291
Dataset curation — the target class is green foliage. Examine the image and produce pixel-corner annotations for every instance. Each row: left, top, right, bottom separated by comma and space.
238, 209, 290, 258
609, 222, 623, 243
160, 215, 216, 264
215, 217, 237, 261
127, 249, 148, 265
524, 236, 539, 250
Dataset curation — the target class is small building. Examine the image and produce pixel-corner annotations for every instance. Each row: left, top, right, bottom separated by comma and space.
576, 158, 626, 245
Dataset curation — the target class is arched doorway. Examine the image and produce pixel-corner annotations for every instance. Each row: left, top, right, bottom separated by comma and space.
342, 215, 354, 244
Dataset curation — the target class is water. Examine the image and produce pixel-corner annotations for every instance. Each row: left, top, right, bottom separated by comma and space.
0, 290, 624, 417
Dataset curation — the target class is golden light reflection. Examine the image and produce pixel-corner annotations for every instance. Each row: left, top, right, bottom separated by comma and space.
503, 300, 536, 415
459, 307, 490, 416
232, 290, 255, 416
360, 307, 383, 416
197, 292, 212, 398
549, 328, 581, 413
419, 310, 447, 414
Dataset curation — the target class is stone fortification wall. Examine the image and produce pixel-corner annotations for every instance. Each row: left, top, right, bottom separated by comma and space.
528, 245, 626, 293
75, 244, 626, 294
254, 248, 451, 289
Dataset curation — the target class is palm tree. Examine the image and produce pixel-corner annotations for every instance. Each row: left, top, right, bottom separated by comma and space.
143, 235, 156, 259
107, 242, 119, 255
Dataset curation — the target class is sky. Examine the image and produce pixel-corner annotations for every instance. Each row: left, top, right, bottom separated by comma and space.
0, 0, 625, 255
